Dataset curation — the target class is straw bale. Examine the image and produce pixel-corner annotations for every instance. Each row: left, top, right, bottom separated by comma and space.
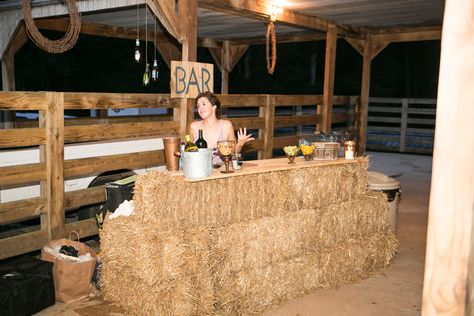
209, 192, 390, 274
100, 216, 215, 315
133, 158, 369, 230
213, 233, 398, 315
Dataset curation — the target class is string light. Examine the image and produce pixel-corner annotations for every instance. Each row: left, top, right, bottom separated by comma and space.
143, 6, 151, 86
134, 1, 141, 62
151, 15, 159, 81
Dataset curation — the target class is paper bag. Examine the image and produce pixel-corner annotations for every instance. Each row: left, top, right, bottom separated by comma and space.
41, 238, 97, 303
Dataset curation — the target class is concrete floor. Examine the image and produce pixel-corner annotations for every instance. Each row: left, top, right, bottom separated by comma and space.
37, 151, 432, 316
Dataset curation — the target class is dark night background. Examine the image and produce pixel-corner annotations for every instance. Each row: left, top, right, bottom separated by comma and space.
0, 30, 440, 98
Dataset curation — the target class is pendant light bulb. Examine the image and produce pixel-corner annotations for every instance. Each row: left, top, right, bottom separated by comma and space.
134, 39, 141, 62
151, 59, 159, 81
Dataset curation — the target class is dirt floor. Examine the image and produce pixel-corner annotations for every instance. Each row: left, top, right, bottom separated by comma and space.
36, 151, 432, 316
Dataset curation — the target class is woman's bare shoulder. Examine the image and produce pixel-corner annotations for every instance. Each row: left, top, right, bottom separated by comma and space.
190, 120, 201, 128
219, 119, 234, 128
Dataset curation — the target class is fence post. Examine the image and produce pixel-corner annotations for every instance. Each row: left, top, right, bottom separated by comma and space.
41, 92, 65, 240
400, 99, 408, 152
260, 95, 275, 159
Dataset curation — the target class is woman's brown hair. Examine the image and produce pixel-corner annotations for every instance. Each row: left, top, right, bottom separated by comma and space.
195, 91, 221, 118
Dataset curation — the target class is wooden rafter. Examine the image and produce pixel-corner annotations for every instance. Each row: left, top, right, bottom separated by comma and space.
148, 0, 182, 41
35, 19, 182, 68
199, 0, 361, 36
369, 25, 442, 42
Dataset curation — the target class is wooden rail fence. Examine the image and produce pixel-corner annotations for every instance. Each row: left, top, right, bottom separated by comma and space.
0, 91, 359, 259
366, 97, 436, 154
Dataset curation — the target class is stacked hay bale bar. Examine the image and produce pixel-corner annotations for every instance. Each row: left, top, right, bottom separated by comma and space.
100, 157, 397, 315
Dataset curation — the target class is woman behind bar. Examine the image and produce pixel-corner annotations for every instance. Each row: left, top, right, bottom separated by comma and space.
189, 91, 254, 156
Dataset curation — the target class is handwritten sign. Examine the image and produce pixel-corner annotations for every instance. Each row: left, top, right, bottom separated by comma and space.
170, 61, 213, 98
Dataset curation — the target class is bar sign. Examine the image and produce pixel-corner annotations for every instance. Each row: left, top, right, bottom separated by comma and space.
170, 61, 213, 98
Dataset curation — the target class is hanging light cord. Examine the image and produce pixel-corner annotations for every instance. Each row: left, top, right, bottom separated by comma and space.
145, 6, 148, 62
22, 0, 81, 54
136, 0, 140, 40
153, 15, 157, 61
266, 21, 277, 75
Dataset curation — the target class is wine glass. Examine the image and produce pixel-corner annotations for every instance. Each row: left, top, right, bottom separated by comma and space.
283, 145, 299, 164
217, 140, 235, 173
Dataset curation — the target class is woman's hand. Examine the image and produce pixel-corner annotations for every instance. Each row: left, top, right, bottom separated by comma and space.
237, 128, 255, 148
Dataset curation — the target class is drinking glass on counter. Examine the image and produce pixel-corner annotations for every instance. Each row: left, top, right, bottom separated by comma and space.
217, 140, 235, 173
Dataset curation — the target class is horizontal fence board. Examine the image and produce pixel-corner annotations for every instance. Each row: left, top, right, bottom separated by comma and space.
274, 115, 318, 127
407, 108, 436, 115
368, 116, 402, 123
241, 139, 264, 152
0, 229, 49, 260
407, 118, 436, 125
64, 150, 164, 178
273, 95, 322, 106
0, 197, 46, 224
219, 95, 267, 107
368, 126, 400, 132
0, 128, 46, 148
64, 121, 179, 143
407, 127, 435, 134
0, 92, 47, 110
370, 97, 437, 105
64, 186, 106, 210
15, 115, 175, 128
369, 106, 402, 113
64, 219, 98, 239
332, 112, 356, 123
229, 117, 266, 129
332, 95, 352, 105
0, 163, 46, 186
273, 135, 300, 148
63, 93, 178, 109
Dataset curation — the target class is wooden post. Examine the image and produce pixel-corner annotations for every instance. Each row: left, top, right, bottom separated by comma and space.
40, 92, 65, 240
178, 0, 198, 136
321, 24, 337, 133
422, 0, 474, 314
260, 95, 275, 159
358, 34, 372, 154
399, 98, 408, 152
221, 40, 230, 94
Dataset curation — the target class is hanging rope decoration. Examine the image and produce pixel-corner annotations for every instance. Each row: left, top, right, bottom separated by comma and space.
265, 21, 277, 75
22, 0, 81, 54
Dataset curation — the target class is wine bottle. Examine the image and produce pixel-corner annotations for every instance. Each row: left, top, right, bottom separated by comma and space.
195, 129, 208, 148
184, 135, 198, 152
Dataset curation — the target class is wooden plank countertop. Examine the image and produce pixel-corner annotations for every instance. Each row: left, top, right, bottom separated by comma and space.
169, 156, 366, 183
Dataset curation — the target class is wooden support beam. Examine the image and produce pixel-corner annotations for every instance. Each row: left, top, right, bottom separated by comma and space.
199, 0, 360, 36
422, 0, 474, 314
1, 21, 28, 128
228, 33, 326, 46
321, 24, 337, 133
357, 35, 372, 154
261, 95, 275, 159
370, 25, 442, 42
148, 0, 182, 41
209, 41, 248, 93
177, 0, 198, 135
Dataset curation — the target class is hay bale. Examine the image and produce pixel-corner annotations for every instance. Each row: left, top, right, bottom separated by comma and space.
100, 218, 215, 315
133, 158, 369, 230
209, 192, 390, 274
213, 233, 398, 315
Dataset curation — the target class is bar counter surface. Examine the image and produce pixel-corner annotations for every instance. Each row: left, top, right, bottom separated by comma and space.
173, 156, 360, 182
100, 156, 398, 315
